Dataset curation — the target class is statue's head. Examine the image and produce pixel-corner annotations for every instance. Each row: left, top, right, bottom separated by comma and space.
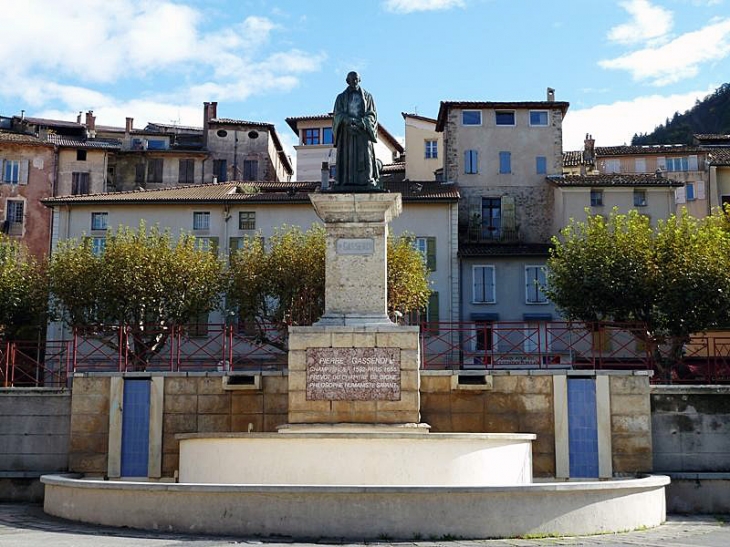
346, 71, 361, 89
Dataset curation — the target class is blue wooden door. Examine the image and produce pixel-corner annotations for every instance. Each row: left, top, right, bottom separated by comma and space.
567, 378, 599, 478
120, 379, 150, 477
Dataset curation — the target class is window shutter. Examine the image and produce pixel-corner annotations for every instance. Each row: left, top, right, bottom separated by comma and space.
426, 237, 436, 271
501, 195, 516, 235
688, 155, 699, 171
697, 181, 706, 200
0, 160, 4, 182
427, 292, 439, 333
675, 187, 686, 204
18, 160, 28, 185
656, 157, 666, 171
499, 151, 511, 174
229, 236, 243, 259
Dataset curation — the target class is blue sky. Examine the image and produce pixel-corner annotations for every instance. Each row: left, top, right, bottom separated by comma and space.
1, 0, 728, 164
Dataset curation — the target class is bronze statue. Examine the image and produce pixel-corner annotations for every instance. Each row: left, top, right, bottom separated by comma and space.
331, 71, 381, 191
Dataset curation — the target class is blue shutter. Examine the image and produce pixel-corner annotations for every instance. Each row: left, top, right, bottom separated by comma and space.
499, 152, 511, 174
536, 156, 547, 174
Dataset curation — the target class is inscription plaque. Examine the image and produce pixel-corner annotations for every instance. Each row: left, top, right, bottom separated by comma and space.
306, 347, 400, 400
336, 238, 374, 255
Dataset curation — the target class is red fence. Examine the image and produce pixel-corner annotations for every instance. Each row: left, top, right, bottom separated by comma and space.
3, 322, 730, 387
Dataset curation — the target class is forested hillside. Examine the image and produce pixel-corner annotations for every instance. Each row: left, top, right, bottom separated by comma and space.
632, 83, 730, 145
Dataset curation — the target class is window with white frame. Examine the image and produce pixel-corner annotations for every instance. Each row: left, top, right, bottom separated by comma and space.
666, 157, 689, 172
464, 149, 478, 174
473, 265, 496, 303
193, 211, 210, 230
634, 189, 647, 207
529, 110, 548, 126
525, 266, 548, 304
495, 111, 515, 126
462, 110, 481, 125
425, 140, 437, 159
635, 158, 647, 173
590, 189, 603, 207
5, 200, 24, 235
3, 159, 20, 183
91, 237, 106, 256
91, 212, 108, 231
239, 211, 256, 230
603, 159, 621, 173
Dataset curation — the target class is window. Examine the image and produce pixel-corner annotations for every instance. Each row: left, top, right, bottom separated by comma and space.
329, 164, 337, 180
686, 182, 696, 201
525, 266, 548, 304
635, 158, 646, 173
481, 197, 501, 239
414, 236, 436, 271
76, 150, 87, 161
216, 129, 228, 138
322, 127, 333, 145
213, 159, 227, 182
474, 321, 494, 351
248, 130, 259, 139
536, 156, 547, 175
239, 211, 256, 230
71, 172, 90, 195
425, 140, 438, 159
633, 189, 647, 207
147, 158, 163, 183
91, 212, 108, 231
195, 237, 218, 255
495, 111, 515, 126
5, 200, 23, 235
3, 159, 20, 183
524, 322, 551, 353
243, 159, 258, 181
178, 159, 195, 184
464, 150, 478, 174
590, 189, 603, 207
186, 311, 209, 338
135, 163, 145, 183
473, 265, 496, 303
666, 157, 689, 172
91, 237, 106, 256
529, 110, 548, 126
462, 110, 482, 125
303, 128, 320, 145
603, 159, 621, 173
193, 212, 210, 231
147, 139, 167, 151
499, 151, 511, 174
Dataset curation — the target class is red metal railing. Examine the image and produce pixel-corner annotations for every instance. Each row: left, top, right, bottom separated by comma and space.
4, 321, 730, 387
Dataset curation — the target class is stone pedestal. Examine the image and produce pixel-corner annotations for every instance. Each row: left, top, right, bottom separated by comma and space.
309, 193, 402, 326
288, 325, 420, 424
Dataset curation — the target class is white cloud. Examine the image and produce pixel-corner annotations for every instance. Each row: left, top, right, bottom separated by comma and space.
563, 87, 717, 150
599, 18, 730, 85
607, 0, 673, 45
383, 0, 465, 14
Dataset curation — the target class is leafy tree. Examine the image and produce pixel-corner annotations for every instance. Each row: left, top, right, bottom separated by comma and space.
546, 209, 730, 379
227, 225, 431, 348
49, 223, 225, 370
0, 235, 47, 341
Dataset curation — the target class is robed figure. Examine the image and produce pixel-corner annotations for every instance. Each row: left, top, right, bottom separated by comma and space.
332, 71, 381, 190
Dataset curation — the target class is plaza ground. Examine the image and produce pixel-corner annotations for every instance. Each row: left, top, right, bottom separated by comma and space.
0, 503, 728, 547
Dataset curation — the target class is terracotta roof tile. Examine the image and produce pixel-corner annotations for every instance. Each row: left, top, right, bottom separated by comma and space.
42, 180, 459, 206
46, 134, 122, 149
563, 150, 592, 167
0, 131, 50, 146
401, 112, 437, 124
708, 149, 730, 166
547, 173, 683, 187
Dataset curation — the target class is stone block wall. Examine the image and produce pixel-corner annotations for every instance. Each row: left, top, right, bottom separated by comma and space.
610, 375, 653, 474
69, 377, 110, 475
421, 372, 555, 477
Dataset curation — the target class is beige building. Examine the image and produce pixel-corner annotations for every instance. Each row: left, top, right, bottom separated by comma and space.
43, 180, 460, 335
549, 173, 683, 232
697, 134, 730, 211
285, 114, 403, 181
402, 112, 441, 181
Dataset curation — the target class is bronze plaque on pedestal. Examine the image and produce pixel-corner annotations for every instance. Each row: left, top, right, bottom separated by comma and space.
306, 347, 401, 401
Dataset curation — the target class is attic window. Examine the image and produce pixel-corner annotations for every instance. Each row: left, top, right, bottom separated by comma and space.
216, 129, 228, 138
248, 131, 259, 139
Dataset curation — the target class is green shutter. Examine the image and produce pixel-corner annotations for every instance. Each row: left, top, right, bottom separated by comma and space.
426, 237, 436, 271
427, 291, 439, 334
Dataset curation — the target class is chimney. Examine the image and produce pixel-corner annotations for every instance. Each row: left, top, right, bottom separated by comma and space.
20, 110, 25, 121
203, 101, 218, 149
321, 161, 330, 190
125, 117, 134, 134
547, 87, 555, 102
77, 111, 82, 124
85, 110, 96, 138
583, 133, 595, 165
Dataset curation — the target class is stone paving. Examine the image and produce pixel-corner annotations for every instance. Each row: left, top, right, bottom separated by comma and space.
0, 504, 727, 547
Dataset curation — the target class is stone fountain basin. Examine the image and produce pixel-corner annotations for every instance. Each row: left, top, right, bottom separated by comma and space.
177, 431, 535, 486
